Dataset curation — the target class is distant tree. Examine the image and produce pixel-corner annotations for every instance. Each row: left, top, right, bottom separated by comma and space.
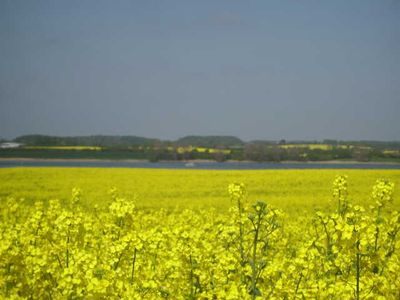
352, 147, 371, 162
212, 151, 227, 162
286, 147, 303, 161
272, 146, 284, 162
323, 139, 338, 146
244, 144, 270, 161
331, 147, 352, 160
176, 135, 244, 148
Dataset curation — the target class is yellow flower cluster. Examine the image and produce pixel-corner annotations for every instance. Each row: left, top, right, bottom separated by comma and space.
372, 179, 394, 208
228, 182, 246, 202
0, 177, 399, 299
333, 175, 348, 215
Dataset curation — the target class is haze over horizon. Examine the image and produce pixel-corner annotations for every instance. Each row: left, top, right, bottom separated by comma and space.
1, 1, 399, 141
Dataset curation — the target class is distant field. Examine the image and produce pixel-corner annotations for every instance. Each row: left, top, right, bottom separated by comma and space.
24, 146, 102, 150
0, 149, 148, 160
167, 146, 232, 154
1, 168, 399, 214
384, 149, 400, 155
279, 144, 355, 150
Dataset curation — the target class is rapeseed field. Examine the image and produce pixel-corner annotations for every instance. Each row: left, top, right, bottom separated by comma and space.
0, 168, 399, 298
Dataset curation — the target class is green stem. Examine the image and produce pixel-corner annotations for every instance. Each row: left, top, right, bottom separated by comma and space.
295, 273, 303, 295
131, 248, 137, 285
374, 207, 381, 252
251, 212, 262, 299
66, 230, 70, 268
114, 251, 124, 270
238, 199, 245, 265
318, 217, 331, 256
356, 240, 360, 300
189, 254, 195, 299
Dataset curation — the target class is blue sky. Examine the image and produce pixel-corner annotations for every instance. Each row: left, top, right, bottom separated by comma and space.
1, 0, 399, 141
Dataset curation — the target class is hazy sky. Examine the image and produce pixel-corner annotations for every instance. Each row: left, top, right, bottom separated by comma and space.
1, 1, 399, 141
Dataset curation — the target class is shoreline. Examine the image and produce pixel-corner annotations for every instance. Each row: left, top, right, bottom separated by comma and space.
0, 157, 399, 165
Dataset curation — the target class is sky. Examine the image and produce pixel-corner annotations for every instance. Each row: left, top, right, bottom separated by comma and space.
0, 0, 399, 141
